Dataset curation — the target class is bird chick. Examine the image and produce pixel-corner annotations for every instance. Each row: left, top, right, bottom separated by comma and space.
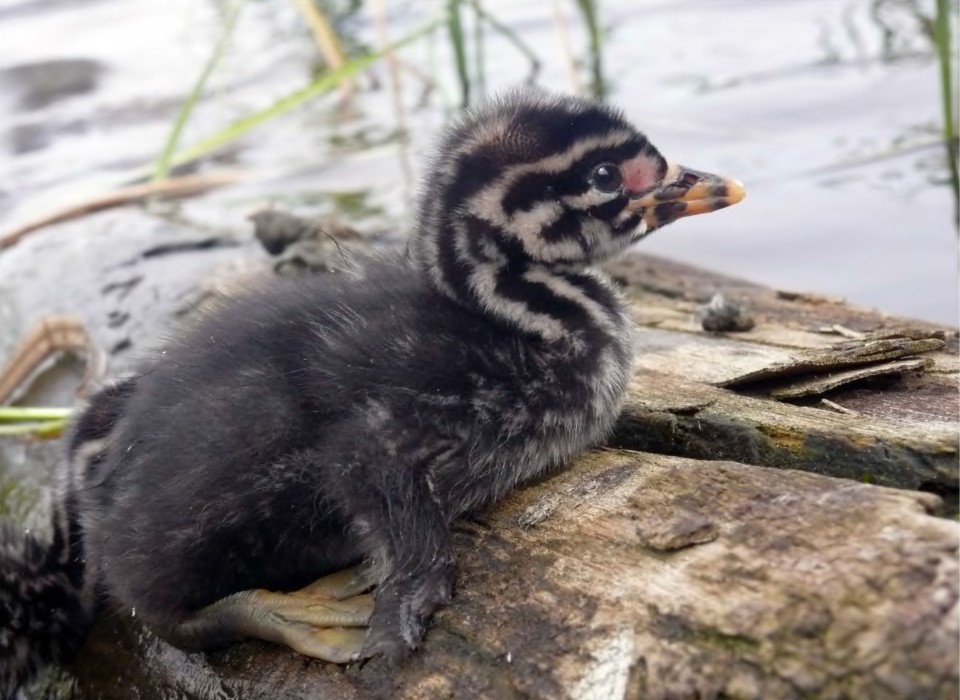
0, 88, 744, 694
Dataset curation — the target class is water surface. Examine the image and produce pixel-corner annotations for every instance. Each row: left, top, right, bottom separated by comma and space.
1, 0, 957, 322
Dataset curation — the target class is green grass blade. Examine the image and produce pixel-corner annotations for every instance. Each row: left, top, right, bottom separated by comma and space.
153, 0, 247, 182
163, 18, 441, 173
933, 0, 959, 225
447, 0, 471, 108
575, 0, 606, 100
0, 407, 73, 422
469, 0, 540, 82
472, 0, 486, 97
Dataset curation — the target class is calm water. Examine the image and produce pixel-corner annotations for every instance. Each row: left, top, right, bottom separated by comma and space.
1, 0, 957, 322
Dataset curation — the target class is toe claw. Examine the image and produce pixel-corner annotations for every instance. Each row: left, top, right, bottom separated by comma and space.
362, 564, 453, 661
360, 627, 413, 663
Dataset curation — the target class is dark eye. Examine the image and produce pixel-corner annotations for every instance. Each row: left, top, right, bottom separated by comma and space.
590, 164, 622, 193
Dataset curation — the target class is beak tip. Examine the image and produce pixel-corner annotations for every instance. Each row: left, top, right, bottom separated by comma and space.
728, 179, 747, 204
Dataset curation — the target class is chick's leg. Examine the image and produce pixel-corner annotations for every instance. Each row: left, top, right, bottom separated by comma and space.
326, 457, 454, 660
169, 566, 375, 663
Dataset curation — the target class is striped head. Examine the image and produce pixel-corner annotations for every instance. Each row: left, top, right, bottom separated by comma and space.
412, 89, 744, 282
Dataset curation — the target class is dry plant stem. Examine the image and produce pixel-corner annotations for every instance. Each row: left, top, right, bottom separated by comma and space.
819, 398, 860, 416
392, 58, 437, 107
574, 0, 605, 100
551, 0, 583, 96
818, 324, 866, 339
802, 137, 952, 178
472, 0, 486, 96
467, 0, 541, 84
370, 0, 415, 205
447, 0, 470, 107
292, 0, 354, 105
932, 0, 958, 225
0, 171, 247, 250
0, 316, 105, 406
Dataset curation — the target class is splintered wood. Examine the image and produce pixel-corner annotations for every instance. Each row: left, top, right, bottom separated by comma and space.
768, 357, 930, 400
716, 335, 945, 390
608, 256, 957, 499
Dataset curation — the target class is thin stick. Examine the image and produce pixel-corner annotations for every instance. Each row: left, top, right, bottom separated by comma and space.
800, 137, 949, 177
0, 171, 247, 250
933, 0, 958, 227
574, 0, 605, 100
447, 0, 471, 108
472, 0, 486, 96
816, 324, 866, 340
468, 0, 540, 84
0, 419, 68, 437
551, 0, 582, 96
0, 315, 104, 406
370, 0, 414, 206
820, 399, 859, 416
292, 0, 355, 104
392, 58, 437, 107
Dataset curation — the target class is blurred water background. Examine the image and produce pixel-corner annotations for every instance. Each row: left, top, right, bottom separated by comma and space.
1, 0, 958, 322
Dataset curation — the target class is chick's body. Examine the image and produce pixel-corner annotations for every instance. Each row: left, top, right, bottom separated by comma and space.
89, 254, 631, 645
1, 89, 746, 691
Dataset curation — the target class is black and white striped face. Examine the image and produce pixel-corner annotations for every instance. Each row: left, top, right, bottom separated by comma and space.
415, 89, 744, 271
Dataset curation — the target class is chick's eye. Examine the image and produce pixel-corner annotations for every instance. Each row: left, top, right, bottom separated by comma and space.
590, 164, 622, 193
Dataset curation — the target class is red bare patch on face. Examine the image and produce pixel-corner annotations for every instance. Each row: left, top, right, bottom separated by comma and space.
620, 155, 661, 196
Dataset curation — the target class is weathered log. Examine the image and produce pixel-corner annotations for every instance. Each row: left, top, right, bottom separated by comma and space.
603, 255, 958, 506
62, 449, 958, 700
613, 366, 956, 494
4, 215, 956, 699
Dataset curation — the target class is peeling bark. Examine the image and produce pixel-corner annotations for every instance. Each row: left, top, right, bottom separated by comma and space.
612, 369, 957, 494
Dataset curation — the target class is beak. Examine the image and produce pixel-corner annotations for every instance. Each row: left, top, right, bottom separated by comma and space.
626, 165, 746, 230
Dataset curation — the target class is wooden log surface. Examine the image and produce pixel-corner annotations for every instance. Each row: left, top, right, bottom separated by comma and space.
67, 449, 958, 700
606, 255, 958, 506
8, 240, 956, 699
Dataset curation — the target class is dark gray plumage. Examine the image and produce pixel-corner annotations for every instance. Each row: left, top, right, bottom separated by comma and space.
0, 88, 744, 696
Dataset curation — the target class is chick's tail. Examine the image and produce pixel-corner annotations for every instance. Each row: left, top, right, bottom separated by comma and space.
0, 513, 91, 699
0, 376, 137, 699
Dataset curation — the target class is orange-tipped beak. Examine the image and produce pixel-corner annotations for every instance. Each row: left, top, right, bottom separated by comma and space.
626, 165, 746, 230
